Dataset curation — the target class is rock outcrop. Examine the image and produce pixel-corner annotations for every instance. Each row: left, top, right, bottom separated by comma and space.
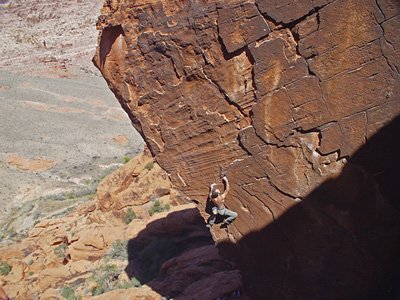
94, 0, 400, 299
0, 152, 243, 299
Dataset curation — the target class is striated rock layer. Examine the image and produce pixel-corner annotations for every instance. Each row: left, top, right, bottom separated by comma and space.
94, 0, 400, 299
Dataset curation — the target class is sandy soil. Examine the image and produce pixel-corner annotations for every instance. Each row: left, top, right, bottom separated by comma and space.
0, 0, 144, 230
6, 154, 56, 172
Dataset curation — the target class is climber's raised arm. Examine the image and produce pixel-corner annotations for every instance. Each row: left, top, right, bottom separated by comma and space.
209, 182, 217, 199
221, 176, 230, 198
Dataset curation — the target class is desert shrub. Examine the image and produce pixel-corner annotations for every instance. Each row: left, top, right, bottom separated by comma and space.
0, 261, 12, 276
124, 156, 130, 164
116, 277, 141, 289
54, 243, 68, 258
91, 264, 120, 296
144, 161, 154, 171
32, 211, 41, 220
107, 240, 128, 260
99, 165, 119, 181
124, 208, 136, 224
52, 207, 74, 218
53, 193, 66, 201
61, 286, 80, 300
148, 200, 170, 216
49, 186, 96, 202
0, 228, 17, 240
19, 203, 35, 215
47, 166, 118, 203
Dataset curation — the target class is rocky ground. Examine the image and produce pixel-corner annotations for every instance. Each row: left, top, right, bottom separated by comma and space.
0, 152, 244, 299
0, 0, 143, 237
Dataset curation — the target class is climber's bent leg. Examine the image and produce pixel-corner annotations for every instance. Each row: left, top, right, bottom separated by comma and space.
207, 207, 218, 227
224, 208, 238, 224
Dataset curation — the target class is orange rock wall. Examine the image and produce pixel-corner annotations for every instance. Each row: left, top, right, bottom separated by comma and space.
94, 0, 399, 238
94, 1, 400, 297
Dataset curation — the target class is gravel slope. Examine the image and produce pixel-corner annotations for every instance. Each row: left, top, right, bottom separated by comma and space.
0, 0, 144, 229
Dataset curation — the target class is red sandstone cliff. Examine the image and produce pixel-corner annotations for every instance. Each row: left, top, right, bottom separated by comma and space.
93, 0, 400, 298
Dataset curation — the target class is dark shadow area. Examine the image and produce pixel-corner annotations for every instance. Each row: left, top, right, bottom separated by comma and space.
219, 115, 400, 299
125, 117, 399, 300
126, 208, 213, 283
99, 25, 124, 68
125, 208, 242, 299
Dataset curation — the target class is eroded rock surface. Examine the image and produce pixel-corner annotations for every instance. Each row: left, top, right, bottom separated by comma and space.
94, 0, 400, 298
0, 152, 242, 299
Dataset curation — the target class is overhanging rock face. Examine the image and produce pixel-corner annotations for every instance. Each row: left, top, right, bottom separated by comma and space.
94, 0, 400, 298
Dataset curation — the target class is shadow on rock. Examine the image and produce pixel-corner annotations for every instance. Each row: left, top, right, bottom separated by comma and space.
124, 117, 400, 300
125, 207, 242, 299
218, 115, 400, 300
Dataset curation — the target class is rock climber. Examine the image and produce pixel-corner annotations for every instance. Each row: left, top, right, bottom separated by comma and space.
206, 175, 238, 228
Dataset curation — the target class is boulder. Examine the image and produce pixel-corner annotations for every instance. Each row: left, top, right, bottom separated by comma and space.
94, 0, 400, 298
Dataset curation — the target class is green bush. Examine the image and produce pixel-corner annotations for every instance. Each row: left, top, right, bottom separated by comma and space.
61, 286, 80, 300
91, 264, 120, 296
116, 277, 141, 289
123, 156, 130, 164
91, 285, 104, 296
54, 243, 68, 258
0, 261, 12, 276
32, 211, 41, 220
42, 166, 119, 203
91, 273, 141, 295
144, 161, 154, 171
107, 240, 128, 260
124, 208, 136, 224
0, 227, 18, 240
148, 200, 170, 216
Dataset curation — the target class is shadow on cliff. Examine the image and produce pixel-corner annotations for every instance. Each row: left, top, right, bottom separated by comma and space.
125, 208, 211, 282
98, 25, 124, 68
218, 115, 400, 300
124, 116, 400, 300
124, 207, 241, 299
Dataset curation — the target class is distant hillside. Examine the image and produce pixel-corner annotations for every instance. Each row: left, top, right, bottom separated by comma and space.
0, 0, 102, 77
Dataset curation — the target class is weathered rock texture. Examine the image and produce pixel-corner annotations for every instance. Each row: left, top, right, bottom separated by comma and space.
0, 152, 242, 299
94, 0, 400, 299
